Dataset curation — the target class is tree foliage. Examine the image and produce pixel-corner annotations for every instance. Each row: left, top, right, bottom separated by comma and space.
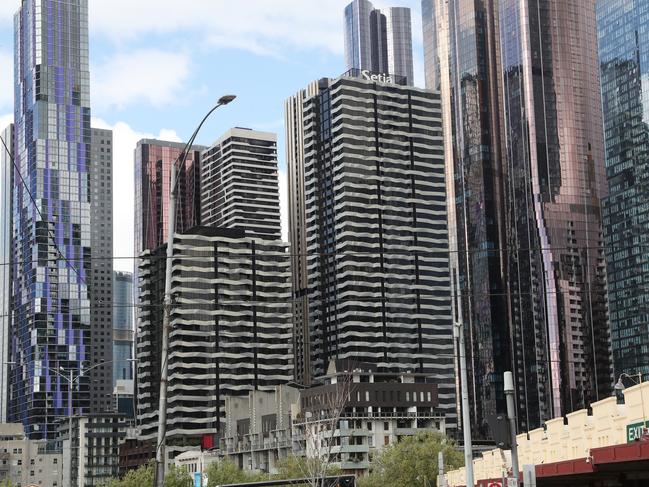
100, 462, 192, 487
274, 455, 341, 482
205, 459, 266, 487
357, 432, 464, 487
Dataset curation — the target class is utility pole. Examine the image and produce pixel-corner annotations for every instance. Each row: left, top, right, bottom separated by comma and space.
504, 371, 519, 486
153, 163, 177, 487
455, 322, 474, 487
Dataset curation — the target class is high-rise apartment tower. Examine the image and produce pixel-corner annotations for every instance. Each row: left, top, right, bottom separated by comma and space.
290, 71, 456, 427
11, 0, 93, 438
89, 127, 114, 412
201, 128, 281, 240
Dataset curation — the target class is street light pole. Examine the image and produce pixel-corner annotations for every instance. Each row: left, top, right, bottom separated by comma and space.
454, 322, 474, 487
504, 371, 519, 485
153, 95, 236, 487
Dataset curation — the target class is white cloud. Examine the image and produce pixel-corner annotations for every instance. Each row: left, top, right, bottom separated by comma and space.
89, 0, 348, 56
91, 49, 190, 110
0, 113, 13, 132
91, 117, 181, 272
278, 169, 289, 242
0, 50, 13, 111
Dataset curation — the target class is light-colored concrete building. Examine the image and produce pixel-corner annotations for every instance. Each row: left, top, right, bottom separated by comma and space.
174, 450, 220, 481
0, 423, 62, 487
219, 385, 299, 474
59, 413, 127, 487
292, 361, 447, 477
445, 381, 649, 486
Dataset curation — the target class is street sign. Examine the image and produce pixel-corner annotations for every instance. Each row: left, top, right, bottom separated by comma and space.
507, 478, 518, 487
626, 420, 649, 442
487, 482, 502, 487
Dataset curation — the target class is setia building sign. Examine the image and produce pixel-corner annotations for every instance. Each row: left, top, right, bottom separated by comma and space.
340, 68, 407, 86
361, 69, 395, 84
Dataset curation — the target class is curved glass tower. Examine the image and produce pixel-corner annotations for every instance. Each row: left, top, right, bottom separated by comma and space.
11, 0, 92, 439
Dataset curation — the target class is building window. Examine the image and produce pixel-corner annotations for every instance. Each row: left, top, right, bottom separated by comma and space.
383, 422, 389, 431
384, 436, 390, 446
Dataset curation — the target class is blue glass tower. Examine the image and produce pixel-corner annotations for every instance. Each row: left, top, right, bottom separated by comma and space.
598, 0, 649, 380
11, 0, 92, 439
112, 271, 133, 388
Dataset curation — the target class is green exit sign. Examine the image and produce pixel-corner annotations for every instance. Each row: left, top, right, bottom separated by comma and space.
626, 421, 649, 442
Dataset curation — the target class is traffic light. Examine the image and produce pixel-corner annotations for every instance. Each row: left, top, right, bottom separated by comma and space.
487, 413, 512, 449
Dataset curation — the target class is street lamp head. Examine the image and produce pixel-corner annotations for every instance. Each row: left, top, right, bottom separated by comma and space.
614, 377, 626, 392
218, 94, 237, 106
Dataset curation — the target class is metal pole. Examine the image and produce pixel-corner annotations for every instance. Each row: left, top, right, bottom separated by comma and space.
455, 323, 474, 487
504, 371, 519, 485
154, 164, 177, 487
69, 370, 73, 486
438, 450, 445, 487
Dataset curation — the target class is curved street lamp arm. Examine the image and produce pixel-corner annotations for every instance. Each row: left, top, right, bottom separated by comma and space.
172, 99, 234, 196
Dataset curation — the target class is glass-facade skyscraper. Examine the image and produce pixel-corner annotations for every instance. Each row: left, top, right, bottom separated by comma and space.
344, 0, 414, 85
0, 124, 13, 423
11, 0, 93, 438
597, 0, 649, 380
422, 0, 510, 437
112, 271, 133, 387
423, 0, 613, 434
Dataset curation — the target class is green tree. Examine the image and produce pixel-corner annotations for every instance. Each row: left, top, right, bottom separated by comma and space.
205, 459, 265, 487
100, 462, 192, 487
358, 432, 464, 487
100, 462, 153, 487
165, 465, 193, 487
0, 478, 14, 487
274, 455, 341, 482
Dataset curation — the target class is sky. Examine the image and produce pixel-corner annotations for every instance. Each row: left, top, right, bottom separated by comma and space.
0, 0, 426, 272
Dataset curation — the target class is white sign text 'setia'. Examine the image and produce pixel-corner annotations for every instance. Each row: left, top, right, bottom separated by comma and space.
361, 70, 395, 84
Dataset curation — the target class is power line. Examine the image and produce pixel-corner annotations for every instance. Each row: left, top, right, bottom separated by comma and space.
0, 242, 640, 268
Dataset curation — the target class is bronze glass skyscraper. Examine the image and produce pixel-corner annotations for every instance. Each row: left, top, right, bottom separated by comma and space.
423, 0, 613, 433
422, 0, 510, 437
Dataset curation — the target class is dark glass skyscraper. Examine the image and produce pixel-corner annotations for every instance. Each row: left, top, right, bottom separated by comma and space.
423, 0, 613, 433
597, 0, 649, 380
344, 0, 414, 85
11, 0, 93, 438
500, 0, 612, 426
422, 0, 510, 437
